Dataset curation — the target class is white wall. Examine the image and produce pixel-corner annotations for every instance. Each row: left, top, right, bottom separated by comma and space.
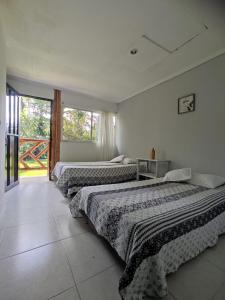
7, 76, 118, 162
117, 54, 225, 176
0, 23, 6, 198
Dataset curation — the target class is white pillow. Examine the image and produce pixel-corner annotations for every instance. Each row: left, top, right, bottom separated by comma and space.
163, 168, 192, 182
110, 155, 125, 163
189, 173, 225, 188
123, 157, 136, 164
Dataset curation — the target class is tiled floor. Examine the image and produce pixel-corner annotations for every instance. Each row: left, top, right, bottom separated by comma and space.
0, 177, 225, 300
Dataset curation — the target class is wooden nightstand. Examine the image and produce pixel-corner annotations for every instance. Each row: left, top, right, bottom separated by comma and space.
137, 159, 170, 180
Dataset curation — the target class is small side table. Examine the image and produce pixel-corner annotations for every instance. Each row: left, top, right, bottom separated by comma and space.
137, 159, 170, 180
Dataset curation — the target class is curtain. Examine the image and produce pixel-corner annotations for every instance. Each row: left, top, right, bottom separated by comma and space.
49, 89, 61, 179
97, 112, 116, 161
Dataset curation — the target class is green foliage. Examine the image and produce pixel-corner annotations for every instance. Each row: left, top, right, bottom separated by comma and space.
19, 169, 47, 177
20, 99, 99, 142
19, 158, 48, 177
19, 97, 50, 161
62, 108, 99, 141
19, 159, 48, 169
20, 97, 51, 139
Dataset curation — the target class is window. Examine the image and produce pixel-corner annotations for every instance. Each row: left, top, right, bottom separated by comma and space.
62, 107, 100, 142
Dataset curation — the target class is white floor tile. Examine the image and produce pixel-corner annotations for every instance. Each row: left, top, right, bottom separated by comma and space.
168, 255, 225, 300
1, 181, 62, 228
2, 178, 225, 300
0, 205, 54, 229
153, 293, 176, 300
78, 264, 176, 300
203, 235, 225, 272
49, 287, 80, 300
0, 242, 74, 300
77, 265, 122, 300
212, 283, 225, 300
0, 219, 61, 258
62, 232, 121, 283
54, 215, 91, 239
1, 178, 72, 227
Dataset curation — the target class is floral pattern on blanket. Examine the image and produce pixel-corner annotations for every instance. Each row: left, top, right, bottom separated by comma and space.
69, 179, 225, 299
55, 164, 137, 197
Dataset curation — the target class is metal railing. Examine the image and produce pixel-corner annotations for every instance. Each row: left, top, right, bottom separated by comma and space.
19, 138, 49, 170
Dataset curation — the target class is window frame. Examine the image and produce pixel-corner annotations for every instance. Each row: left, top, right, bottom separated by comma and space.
61, 106, 100, 143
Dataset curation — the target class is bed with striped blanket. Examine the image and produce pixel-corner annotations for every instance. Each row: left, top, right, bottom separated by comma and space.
69, 179, 225, 299
53, 163, 137, 197
52, 161, 118, 179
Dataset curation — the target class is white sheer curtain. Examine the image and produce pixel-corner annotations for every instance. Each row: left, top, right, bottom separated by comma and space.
97, 112, 116, 161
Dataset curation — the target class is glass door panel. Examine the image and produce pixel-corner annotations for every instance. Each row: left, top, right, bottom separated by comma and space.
5, 85, 19, 191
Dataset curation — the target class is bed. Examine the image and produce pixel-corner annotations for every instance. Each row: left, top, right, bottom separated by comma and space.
52, 161, 119, 179
69, 178, 225, 299
53, 162, 137, 197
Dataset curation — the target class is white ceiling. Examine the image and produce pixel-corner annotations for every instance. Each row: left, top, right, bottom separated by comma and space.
1, 0, 225, 103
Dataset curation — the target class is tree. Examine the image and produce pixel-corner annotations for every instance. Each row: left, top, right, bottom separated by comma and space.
19, 97, 51, 161
20, 96, 51, 139
62, 108, 99, 141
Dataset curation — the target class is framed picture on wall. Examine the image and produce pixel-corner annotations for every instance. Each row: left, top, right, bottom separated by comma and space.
178, 93, 195, 114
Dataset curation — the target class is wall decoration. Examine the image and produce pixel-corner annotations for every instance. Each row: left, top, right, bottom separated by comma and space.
178, 93, 195, 114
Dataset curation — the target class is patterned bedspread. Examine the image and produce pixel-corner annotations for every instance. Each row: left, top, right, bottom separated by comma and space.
52, 161, 118, 178
69, 179, 225, 299
55, 164, 137, 197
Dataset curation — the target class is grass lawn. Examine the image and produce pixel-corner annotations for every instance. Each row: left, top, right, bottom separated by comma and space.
19, 159, 48, 177
19, 169, 47, 177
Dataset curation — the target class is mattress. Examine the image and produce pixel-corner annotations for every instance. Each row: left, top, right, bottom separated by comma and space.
54, 163, 137, 197
52, 161, 118, 179
70, 179, 225, 299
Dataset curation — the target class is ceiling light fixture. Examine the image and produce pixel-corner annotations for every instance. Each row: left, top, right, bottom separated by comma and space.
130, 48, 138, 55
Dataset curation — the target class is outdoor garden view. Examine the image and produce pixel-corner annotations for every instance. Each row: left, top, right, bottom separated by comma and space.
19, 97, 51, 177
19, 98, 100, 177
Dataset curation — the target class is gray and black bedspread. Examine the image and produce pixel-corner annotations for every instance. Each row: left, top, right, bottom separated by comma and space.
69, 179, 225, 299
55, 164, 137, 197
52, 161, 118, 178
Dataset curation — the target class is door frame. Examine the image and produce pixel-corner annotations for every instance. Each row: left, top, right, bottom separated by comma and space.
6, 85, 53, 184
18, 93, 53, 179
5, 84, 20, 191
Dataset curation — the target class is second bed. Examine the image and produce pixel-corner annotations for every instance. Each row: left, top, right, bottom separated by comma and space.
53, 161, 137, 197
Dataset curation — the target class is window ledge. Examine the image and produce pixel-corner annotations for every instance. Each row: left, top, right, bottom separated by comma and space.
61, 139, 97, 144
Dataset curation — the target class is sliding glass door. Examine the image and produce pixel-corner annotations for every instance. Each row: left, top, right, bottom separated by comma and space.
5, 85, 19, 191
